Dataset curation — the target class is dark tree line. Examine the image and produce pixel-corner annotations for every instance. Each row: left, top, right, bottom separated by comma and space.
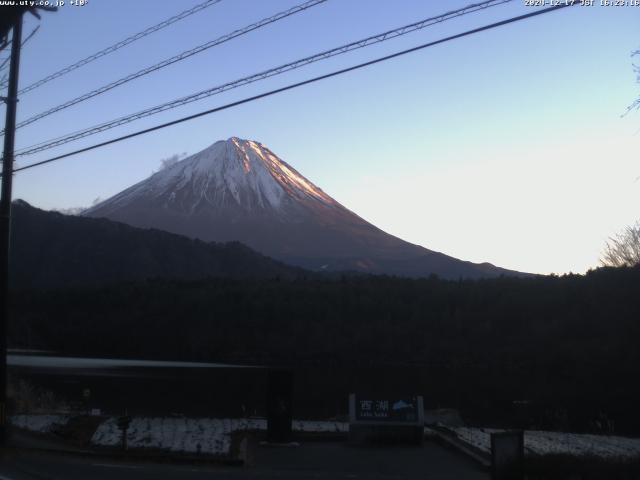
8, 265, 640, 432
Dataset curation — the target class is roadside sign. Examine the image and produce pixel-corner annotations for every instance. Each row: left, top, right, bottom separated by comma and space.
349, 394, 424, 444
355, 397, 420, 422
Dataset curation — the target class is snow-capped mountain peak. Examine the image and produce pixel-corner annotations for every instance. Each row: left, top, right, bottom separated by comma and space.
85, 137, 524, 279
87, 137, 336, 217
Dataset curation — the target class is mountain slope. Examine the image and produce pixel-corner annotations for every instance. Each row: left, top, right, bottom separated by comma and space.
85, 137, 523, 279
10, 200, 302, 290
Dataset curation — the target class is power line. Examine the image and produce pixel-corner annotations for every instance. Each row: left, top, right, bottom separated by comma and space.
15, 0, 514, 157
7, 0, 328, 133
9, 3, 577, 176
5, 0, 224, 94
14, 0, 510, 154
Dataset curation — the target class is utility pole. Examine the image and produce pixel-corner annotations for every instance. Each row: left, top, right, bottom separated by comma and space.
0, 11, 23, 446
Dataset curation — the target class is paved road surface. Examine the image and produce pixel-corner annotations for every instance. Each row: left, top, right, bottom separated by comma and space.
0, 441, 488, 480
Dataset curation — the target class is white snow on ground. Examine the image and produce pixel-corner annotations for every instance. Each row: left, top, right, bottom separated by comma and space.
525, 431, 640, 459
14, 414, 638, 461
446, 426, 640, 460
9, 414, 69, 433
90, 417, 347, 456
293, 419, 348, 433
15, 414, 637, 461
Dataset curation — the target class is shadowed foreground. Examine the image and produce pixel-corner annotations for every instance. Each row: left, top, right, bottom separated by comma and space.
0, 440, 487, 480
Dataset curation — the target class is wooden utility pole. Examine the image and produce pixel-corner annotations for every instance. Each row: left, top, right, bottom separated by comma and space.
0, 11, 23, 445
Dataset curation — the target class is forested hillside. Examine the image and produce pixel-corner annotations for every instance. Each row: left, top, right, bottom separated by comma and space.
9, 265, 640, 432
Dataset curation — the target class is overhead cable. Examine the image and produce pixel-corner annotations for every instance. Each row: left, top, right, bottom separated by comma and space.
9, 3, 577, 175
15, 0, 513, 156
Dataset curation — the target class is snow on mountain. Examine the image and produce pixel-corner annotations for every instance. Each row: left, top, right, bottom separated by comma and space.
85, 137, 524, 279
87, 138, 336, 218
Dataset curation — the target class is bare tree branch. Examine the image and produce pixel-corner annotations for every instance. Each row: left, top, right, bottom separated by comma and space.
600, 220, 640, 267
624, 48, 640, 116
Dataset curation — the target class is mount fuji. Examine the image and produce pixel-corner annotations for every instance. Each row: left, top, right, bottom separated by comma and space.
84, 137, 521, 279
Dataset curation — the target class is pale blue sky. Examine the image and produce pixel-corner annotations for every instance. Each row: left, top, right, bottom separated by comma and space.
5, 0, 639, 274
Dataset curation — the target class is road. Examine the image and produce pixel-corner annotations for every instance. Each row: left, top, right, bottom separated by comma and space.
0, 441, 488, 480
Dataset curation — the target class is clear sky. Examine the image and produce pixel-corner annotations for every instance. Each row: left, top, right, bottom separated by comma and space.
4, 0, 639, 275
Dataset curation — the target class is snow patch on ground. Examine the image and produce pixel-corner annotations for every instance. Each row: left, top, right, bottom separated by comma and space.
446, 426, 640, 460
92, 417, 233, 455
293, 419, 348, 433
10, 414, 70, 433
90, 417, 347, 456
